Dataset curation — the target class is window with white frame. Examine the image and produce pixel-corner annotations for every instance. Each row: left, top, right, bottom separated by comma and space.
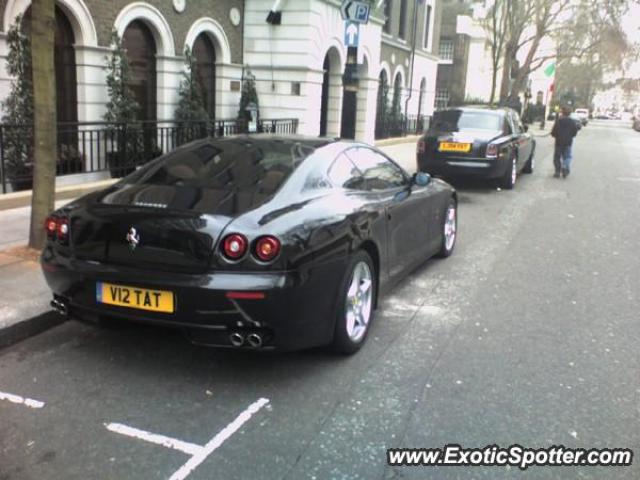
435, 89, 450, 110
439, 39, 454, 60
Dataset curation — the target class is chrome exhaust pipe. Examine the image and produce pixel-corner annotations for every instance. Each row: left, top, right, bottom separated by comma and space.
229, 332, 245, 347
246, 333, 263, 348
50, 299, 68, 316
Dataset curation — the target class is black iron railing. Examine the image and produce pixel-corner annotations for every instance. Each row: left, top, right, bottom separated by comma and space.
375, 114, 430, 140
0, 118, 299, 193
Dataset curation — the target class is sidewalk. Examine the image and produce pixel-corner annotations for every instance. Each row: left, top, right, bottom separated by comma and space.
0, 199, 76, 347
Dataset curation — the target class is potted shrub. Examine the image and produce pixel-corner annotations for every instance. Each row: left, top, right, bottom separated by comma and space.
237, 68, 260, 134
1, 15, 34, 192
174, 46, 209, 145
103, 30, 142, 178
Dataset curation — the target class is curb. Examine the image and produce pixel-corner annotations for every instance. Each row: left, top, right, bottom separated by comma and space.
0, 311, 67, 349
374, 135, 421, 147
0, 179, 117, 211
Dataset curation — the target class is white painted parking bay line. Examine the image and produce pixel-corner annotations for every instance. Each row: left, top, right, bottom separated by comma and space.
169, 397, 270, 480
105, 423, 204, 456
106, 397, 270, 480
0, 390, 45, 409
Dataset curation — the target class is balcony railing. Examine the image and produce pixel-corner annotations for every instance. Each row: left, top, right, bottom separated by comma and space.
375, 114, 430, 140
0, 118, 299, 193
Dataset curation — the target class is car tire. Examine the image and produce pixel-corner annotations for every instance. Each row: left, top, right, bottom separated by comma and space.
331, 250, 376, 354
499, 157, 517, 190
522, 148, 535, 174
436, 197, 457, 258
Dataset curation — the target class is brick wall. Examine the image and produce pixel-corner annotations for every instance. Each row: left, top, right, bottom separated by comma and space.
1, 0, 244, 64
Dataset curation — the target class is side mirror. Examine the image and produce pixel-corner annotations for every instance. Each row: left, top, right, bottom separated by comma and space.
413, 171, 431, 187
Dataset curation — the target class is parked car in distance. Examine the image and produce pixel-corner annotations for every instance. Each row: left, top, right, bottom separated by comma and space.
574, 108, 589, 126
620, 111, 632, 122
570, 113, 584, 130
417, 106, 536, 190
41, 135, 458, 354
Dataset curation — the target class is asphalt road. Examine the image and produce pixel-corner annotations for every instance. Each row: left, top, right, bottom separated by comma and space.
1, 121, 639, 480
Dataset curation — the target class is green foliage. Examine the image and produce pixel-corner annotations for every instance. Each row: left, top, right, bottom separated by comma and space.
175, 47, 209, 124
238, 68, 259, 121
1, 15, 34, 185
376, 73, 390, 122
103, 30, 139, 125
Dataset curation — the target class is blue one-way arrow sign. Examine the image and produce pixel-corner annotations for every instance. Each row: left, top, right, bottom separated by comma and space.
344, 21, 360, 47
340, 0, 370, 24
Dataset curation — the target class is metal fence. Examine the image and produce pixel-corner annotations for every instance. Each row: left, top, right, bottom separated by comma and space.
375, 114, 430, 140
0, 118, 299, 193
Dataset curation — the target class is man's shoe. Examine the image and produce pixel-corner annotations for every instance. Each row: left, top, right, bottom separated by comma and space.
561, 168, 568, 178
553, 171, 560, 178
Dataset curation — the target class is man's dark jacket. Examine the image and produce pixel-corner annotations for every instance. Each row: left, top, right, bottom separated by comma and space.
551, 116, 578, 146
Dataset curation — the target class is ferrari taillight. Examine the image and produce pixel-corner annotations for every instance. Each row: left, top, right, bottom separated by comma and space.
45, 216, 58, 239
222, 233, 248, 260
486, 144, 499, 158
45, 216, 69, 242
254, 236, 281, 262
57, 218, 69, 242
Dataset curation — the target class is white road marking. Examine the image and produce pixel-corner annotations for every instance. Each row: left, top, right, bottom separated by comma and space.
169, 397, 270, 480
105, 423, 203, 456
0, 391, 45, 409
105, 397, 270, 480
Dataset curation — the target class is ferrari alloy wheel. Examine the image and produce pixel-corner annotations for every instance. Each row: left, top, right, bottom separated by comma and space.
332, 251, 376, 354
437, 198, 457, 258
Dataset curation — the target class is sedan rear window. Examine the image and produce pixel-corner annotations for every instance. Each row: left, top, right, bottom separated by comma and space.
432, 110, 502, 131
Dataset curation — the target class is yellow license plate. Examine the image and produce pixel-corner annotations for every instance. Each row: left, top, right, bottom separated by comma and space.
96, 282, 174, 313
439, 142, 472, 153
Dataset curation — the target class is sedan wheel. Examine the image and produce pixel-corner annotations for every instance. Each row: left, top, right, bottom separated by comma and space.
523, 150, 535, 174
332, 251, 376, 354
500, 157, 516, 190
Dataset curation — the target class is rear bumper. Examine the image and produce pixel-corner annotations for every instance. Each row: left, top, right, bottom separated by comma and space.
418, 154, 509, 179
41, 247, 347, 351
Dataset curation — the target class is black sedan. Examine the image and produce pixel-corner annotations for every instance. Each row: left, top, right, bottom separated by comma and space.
417, 106, 536, 189
42, 135, 457, 353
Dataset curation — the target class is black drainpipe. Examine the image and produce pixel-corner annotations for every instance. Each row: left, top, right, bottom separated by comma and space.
404, 0, 420, 124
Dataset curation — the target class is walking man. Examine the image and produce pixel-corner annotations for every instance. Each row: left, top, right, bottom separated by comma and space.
551, 106, 579, 178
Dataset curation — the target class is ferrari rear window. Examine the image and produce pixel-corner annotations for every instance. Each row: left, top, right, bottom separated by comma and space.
115, 137, 326, 214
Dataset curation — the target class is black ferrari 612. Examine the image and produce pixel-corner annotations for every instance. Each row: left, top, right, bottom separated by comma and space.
42, 135, 457, 353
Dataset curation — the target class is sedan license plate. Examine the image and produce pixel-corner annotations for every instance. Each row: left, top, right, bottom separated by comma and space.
439, 142, 472, 153
96, 282, 174, 313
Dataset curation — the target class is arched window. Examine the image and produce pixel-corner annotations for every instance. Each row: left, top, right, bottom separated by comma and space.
23, 6, 78, 124
192, 33, 216, 119
55, 7, 77, 124
123, 20, 157, 121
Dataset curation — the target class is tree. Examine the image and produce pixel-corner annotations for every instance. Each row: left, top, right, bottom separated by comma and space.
103, 30, 144, 177
375, 73, 390, 138
1, 14, 34, 192
28, 0, 57, 249
175, 47, 209, 124
237, 68, 259, 132
104, 30, 139, 125
390, 77, 404, 136
483, 0, 632, 104
483, 0, 509, 104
